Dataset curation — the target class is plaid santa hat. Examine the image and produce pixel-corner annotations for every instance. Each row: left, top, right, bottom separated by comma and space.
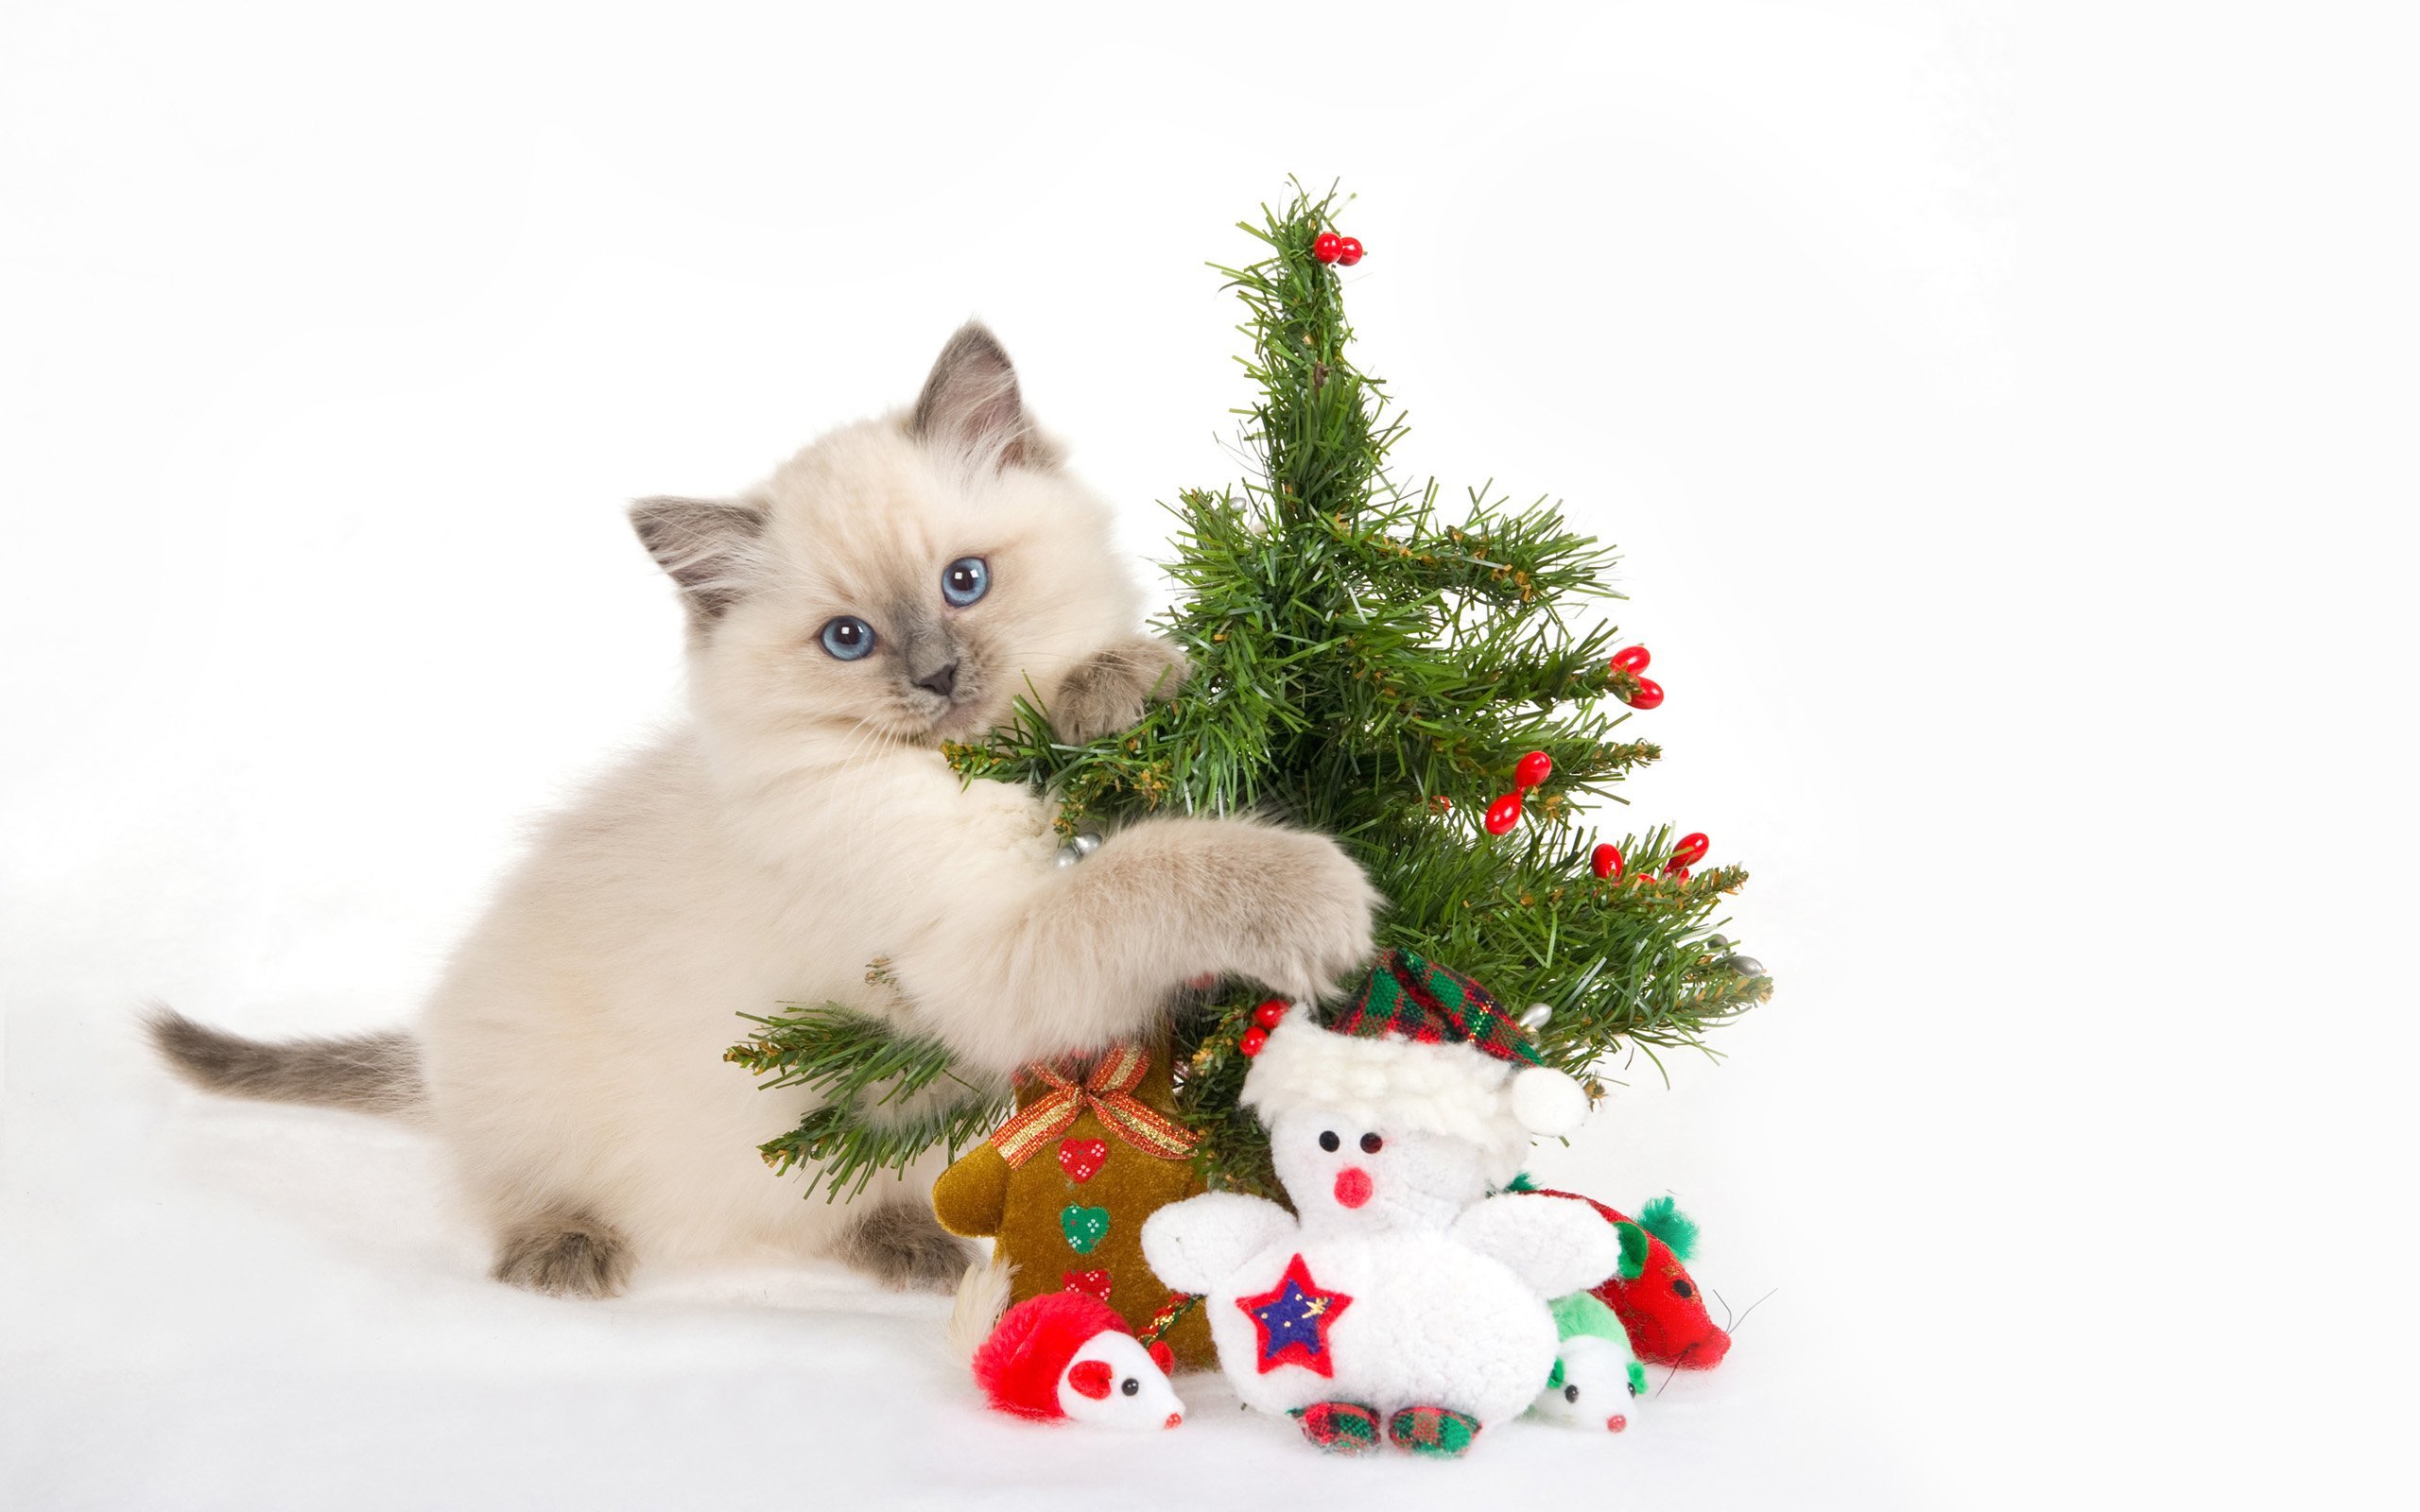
1241, 949, 1592, 1162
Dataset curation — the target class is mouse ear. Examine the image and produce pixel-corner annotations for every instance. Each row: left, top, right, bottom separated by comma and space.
1065, 1358, 1114, 1400
1147, 1339, 1174, 1377
1615, 1220, 1650, 1281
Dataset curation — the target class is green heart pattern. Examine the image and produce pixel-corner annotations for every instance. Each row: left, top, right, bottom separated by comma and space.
1060, 1204, 1110, 1255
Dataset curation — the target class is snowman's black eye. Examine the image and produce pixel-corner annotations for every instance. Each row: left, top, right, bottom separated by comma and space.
1359, 1132, 1383, 1154
1673, 1278, 1695, 1298
1318, 1130, 1340, 1152
1120, 1378, 1139, 1397
1564, 1383, 1580, 1403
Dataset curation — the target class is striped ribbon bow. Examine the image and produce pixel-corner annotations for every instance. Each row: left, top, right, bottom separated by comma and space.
992, 1042, 1200, 1168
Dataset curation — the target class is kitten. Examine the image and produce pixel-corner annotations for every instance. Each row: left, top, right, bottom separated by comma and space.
149, 325, 1380, 1297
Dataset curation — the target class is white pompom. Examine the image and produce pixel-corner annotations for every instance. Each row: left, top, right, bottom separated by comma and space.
1509, 1066, 1591, 1137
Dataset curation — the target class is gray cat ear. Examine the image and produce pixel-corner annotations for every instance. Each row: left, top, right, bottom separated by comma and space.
630, 496, 768, 623
910, 321, 1045, 470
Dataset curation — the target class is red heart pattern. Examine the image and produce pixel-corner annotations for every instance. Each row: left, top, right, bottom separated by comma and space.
1057, 1138, 1108, 1184
1063, 1269, 1113, 1302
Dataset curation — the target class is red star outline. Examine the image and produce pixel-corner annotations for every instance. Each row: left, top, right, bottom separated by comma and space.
1236, 1253, 1354, 1377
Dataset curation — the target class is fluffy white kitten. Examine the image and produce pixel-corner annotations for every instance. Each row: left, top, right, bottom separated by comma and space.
152, 326, 1379, 1297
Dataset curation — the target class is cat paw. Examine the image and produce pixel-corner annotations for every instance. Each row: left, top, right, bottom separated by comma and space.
1221, 828, 1381, 1004
491, 1210, 632, 1298
837, 1201, 979, 1294
1047, 635, 1189, 744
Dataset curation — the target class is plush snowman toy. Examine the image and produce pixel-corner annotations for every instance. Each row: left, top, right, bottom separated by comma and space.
1142, 951, 1622, 1457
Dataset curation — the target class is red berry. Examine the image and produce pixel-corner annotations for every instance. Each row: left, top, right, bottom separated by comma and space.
1313, 232, 1343, 264
1253, 999, 1288, 1030
1591, 843, 1621, 880
1483, 791, 1524, 835
1514, 750, 1553, 789
1238, 1027, 1269, 1057
1336, 236, 1364, 266
1624, 677, 1665, 710
1670, 832, 1709, 867
1666, 864, 1691, 882
1430, 794, 1453, 811
1610, 645, 1651, 674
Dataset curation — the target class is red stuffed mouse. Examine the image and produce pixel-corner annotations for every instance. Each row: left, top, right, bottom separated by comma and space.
974, 1291, 1187, 1429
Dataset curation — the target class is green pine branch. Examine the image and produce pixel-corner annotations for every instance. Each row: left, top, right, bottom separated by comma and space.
726, 1004, 1009, 1202
752, 180, 1771, 1202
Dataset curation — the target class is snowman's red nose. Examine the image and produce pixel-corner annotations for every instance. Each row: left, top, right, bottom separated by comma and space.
1334, 1167, 1373, 1208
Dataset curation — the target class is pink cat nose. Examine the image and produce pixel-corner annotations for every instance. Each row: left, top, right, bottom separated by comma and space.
1333, 1167, 1373, 1208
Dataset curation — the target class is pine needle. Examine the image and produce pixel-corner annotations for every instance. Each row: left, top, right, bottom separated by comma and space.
735, 181, 1772, 1198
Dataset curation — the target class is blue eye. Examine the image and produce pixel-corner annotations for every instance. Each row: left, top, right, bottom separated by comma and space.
942, 557, 990, 607
819, 616, 876, 661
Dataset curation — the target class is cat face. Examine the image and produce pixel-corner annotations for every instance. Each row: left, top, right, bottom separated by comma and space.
633, 325, 1141, 758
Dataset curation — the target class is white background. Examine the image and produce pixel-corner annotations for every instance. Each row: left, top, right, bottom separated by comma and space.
4, 4, 2396, 1509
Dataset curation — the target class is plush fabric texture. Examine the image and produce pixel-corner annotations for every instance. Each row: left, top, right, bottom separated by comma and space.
1616, 1218, 1651, 1280
972, 1290, 1127, 1419
1241, 1026, 1528, 1164
1507, 1064, 1592, 1139
1243, 951, 1587, 1161
1142, 1116, 1615, 1446
1054, 1328, 1187, 1431
933, 1043, 1215, 1369
1387, 1405, 1480, 1457
1291, 1400, 1385, 1453
1548, 1288, 1633, 1348
1147, 1214, 1564, 1433
1146, 960, 1621, 1451
1636, 1194, 1701, 1262
1236, 1253, 1354, 1376
1447, 1193, 1624, 1300
1138, 1192, 1301, 1296
989, 1043, 1198, 1169
1329, 949, 1542, 1066
1530, 1294, 1644, 1432
1527, 1188, 1731, 1369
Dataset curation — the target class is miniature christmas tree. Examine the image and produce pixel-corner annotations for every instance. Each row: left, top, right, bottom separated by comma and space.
729, 182, 1772, 1201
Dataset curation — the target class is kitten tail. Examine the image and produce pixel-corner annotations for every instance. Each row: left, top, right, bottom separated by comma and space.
143, 1005, 427, 1120
947, 1254, 1016, 1360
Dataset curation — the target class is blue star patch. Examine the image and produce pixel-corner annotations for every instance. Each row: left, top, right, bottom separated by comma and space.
1236, 1253, 1353, 1377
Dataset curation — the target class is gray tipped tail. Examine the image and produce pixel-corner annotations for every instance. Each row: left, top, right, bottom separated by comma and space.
144, 1006, 426, 1118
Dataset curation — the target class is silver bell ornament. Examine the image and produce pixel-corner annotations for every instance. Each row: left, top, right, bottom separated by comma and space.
1052, 832, 1104, 868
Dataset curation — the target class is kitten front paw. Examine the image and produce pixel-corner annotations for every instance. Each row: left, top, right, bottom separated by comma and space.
1223, 828, 1382, 1005
1048, 635, 1189, 744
